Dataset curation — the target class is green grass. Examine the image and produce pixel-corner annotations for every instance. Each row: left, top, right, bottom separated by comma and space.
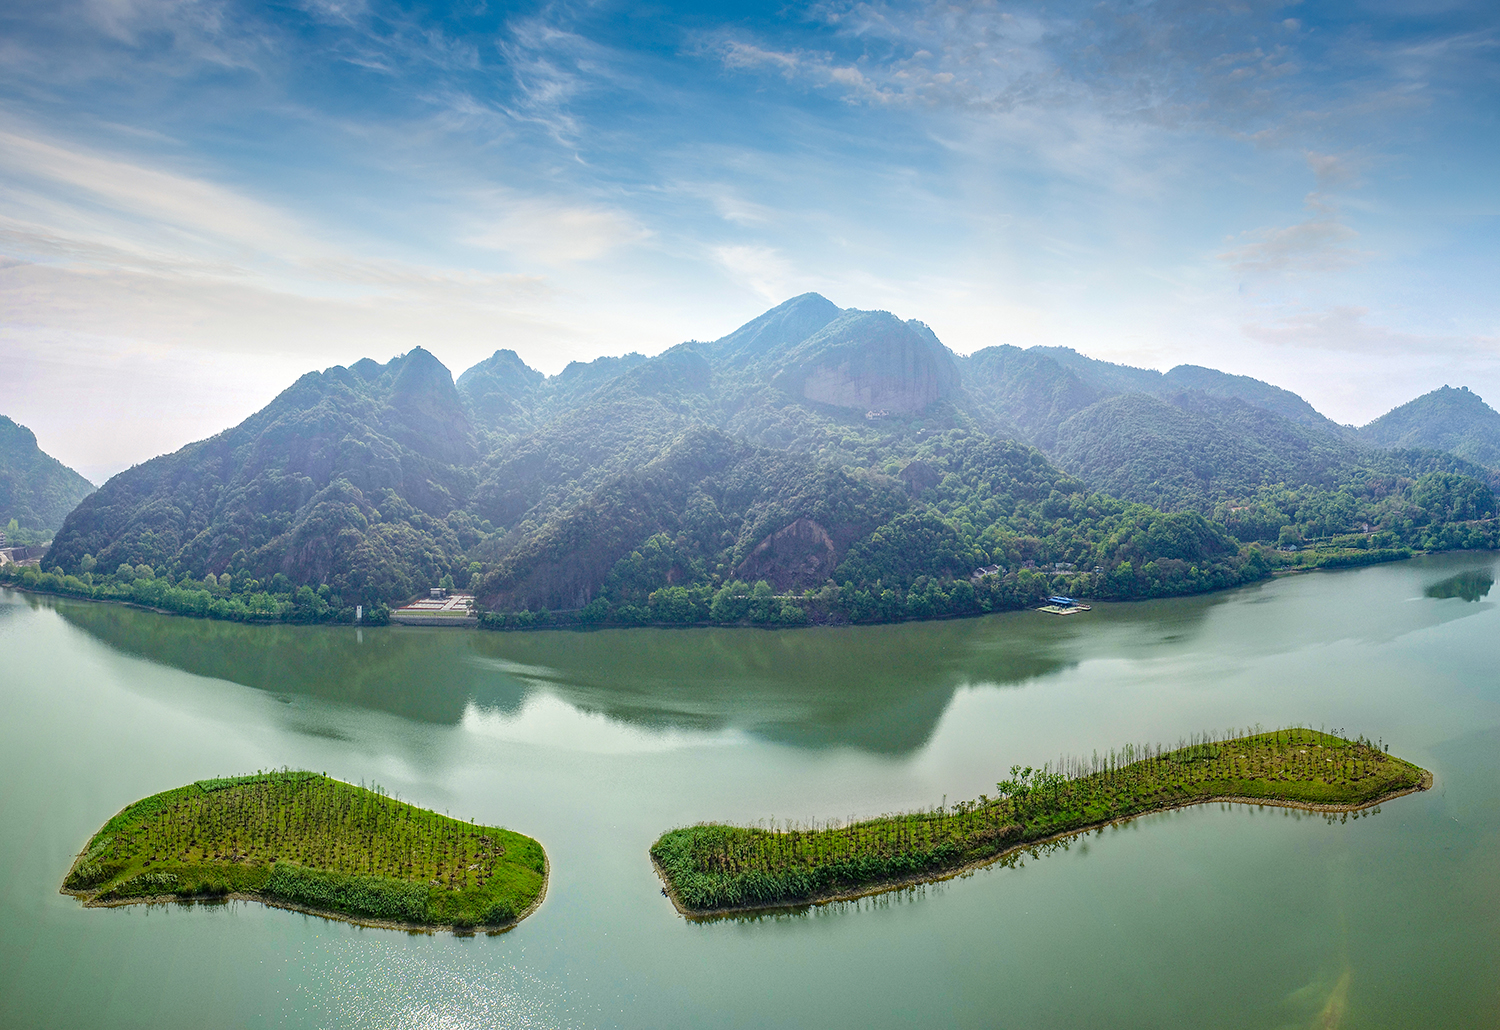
63, 772, 546, 929
652, 728, 1428, 914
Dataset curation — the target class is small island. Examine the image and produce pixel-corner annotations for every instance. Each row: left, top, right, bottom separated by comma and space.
652, 728, 1431, 917
62, 771, 547, 932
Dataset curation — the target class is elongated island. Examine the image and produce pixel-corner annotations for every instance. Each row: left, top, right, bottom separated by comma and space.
62, 771, 547, 932
652, 728, 1431, 917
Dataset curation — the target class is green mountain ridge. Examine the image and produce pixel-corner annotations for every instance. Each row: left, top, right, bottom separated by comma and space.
0, 416, 95, 535
46, 348, 482, 603
34, 294, 1500, 626
1359, 386, 1500, 471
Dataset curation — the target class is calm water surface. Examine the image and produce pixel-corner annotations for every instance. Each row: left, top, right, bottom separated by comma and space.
2, 554, 1498, 1029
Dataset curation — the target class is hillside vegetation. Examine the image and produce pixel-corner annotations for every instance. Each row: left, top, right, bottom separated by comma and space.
0, 415, 94, 535
1359, 386, 1500, 471
33, 294, 1500, 628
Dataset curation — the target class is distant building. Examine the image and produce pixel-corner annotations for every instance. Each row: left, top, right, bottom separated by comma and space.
429, 587, 447, 599
971, 564, 1004, 580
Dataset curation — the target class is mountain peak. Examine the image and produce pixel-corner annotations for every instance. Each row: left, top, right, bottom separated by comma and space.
1361, 384, 1500, 470
1161, 364, 1339, 431
708, 293, 842, 366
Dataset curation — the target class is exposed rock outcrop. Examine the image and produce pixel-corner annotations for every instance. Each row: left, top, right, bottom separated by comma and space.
773, 311, 959, 414
899, 460, 942, 496
736, 518, 838, 592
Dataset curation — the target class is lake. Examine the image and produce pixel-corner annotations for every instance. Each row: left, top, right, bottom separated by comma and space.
2, 553, 1498, 1029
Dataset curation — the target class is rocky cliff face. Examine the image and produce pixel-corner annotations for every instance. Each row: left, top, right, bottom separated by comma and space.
736, 517, 839, 591
773, 311, 959, 414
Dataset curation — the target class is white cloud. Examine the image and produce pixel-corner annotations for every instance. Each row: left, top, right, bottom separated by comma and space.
1243, 306, 1499, 358
463, 194, 651, 264
1304, 150, 1359, 187
711, 244, 797, 303
1231, 307, 1500, 424
1218, 189, 1368, 278
1219, 214, 1363, 277
719, 41, 802, 75
0, 127, 309, 261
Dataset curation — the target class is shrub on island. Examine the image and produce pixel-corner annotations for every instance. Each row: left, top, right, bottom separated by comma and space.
652, 728, 1428, 915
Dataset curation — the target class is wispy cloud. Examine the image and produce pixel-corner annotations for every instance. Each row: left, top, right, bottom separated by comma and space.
1218, 148, 1374, 278
1, 0, 1497, 467
711, 244, 799, 303
1244, 306, 1499, 359
464, 192, 651, 264
1218, 196, 1366, 278
0, 126, 308, 262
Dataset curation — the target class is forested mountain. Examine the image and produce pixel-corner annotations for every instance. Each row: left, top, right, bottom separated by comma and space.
1359, 386, 1500, 471
33, 295, 1500, 627
46, 348, 482, 603
960, 343, 1496, 522
0, 416, 94, 535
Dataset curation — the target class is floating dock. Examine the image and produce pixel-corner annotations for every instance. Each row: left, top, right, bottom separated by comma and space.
1038, 596, 1092, 615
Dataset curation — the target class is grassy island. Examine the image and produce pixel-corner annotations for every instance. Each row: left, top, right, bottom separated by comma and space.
652, 729, 1430, 916
62, 772, 547, 931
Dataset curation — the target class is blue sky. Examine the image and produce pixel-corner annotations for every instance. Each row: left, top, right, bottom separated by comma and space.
1, 0, 1497, 480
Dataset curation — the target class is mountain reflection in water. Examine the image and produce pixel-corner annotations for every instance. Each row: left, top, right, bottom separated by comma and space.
1424, 569, 1495, 602
52, 595, 1223, 755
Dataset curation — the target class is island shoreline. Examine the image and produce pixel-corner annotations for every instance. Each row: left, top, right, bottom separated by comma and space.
60, 853, 549, 935
653, 772, 1434, 921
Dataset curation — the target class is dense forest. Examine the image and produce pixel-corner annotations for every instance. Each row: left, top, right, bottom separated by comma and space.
27, 294, 1500, 628
1359, 385, 1500, 470
0, 415, 94, 536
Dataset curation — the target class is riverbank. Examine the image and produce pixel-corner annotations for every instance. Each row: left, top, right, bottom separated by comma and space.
651, 729, 1430, 917
62, 772, 547, 933
0, 542, 1466, 633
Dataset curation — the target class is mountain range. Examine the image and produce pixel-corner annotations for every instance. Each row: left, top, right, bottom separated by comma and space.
32, 294, 1500, 625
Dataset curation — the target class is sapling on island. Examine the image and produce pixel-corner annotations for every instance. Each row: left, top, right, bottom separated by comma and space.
62, 771, 547, 931
652, 728, 1430, 916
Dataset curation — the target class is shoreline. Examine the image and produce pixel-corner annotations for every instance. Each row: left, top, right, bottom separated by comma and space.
0, 545, 1475, 634
2, 583, 280, 622
654, 772, 1434, 921
60, 853, 549, 936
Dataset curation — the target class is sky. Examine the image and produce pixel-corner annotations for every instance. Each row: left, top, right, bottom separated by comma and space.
1, 0, 1497, 482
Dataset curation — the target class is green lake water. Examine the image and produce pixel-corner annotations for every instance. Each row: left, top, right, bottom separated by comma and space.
2, 553, 1498, 1029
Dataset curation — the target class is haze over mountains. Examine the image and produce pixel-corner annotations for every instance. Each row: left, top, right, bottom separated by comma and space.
0, 416, 94, 535
36, 294, 1500, 622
